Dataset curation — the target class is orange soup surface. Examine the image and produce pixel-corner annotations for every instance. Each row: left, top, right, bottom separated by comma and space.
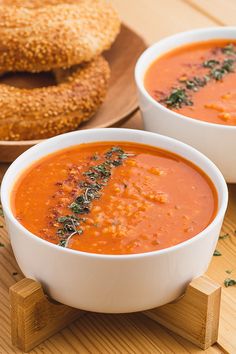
145, 39, 236, 125
12, 142, 217, 255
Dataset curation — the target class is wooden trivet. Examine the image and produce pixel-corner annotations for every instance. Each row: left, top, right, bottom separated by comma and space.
9, 275, 221, 353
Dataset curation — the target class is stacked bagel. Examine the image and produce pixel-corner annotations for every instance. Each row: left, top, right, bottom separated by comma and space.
0, 0, 120, 140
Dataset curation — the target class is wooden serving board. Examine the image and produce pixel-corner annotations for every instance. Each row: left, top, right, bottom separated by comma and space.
0, 24, 146, 162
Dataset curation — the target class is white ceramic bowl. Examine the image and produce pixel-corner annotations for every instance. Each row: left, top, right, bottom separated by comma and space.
135, 27, 236, 183
1, 128, 228, 313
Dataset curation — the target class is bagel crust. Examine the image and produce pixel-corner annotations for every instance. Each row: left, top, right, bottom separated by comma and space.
0, 0, 120, 72
0, 56, 110, 140
1, 0, 92, 7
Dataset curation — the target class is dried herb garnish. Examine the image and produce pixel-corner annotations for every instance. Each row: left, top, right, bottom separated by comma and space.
221, 43, 236, 56
57, 146, 134, 247
105, 146, 123, 158
226, 270, 232, 274
163, 88, 193, 109
203, 59, 220, 68
56, 215, 84, 247
213, 249, 222, 256
210, 59, 234, 81
224, 278, 236, 287
0, 205, 4, 217
0, 241, 4, 247
161, 43, 236, 109
59, 240, 67, 247
184, 76, 209, 91
219, 233, 230, 240
70, 203, 90, 214
91, 153, 99, 161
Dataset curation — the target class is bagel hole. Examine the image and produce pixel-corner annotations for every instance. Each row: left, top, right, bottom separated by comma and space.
0, 72, 57, 88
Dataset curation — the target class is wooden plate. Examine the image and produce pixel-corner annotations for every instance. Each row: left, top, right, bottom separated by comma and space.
0, 24, 146, 162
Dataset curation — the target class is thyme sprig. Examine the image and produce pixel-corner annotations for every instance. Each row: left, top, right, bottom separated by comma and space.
57, 215, 84, 247
57, 146, 134, 247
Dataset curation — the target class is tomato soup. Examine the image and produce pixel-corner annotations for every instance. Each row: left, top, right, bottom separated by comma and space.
11, 142, 217, 255
145, 39, 236, 125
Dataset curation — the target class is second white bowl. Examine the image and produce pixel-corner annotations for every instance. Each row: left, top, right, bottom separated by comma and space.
135, 27, 236, 183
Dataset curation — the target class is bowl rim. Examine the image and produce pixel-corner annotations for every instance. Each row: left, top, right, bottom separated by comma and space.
1, 128, 228, 260
135, 26, 236, 130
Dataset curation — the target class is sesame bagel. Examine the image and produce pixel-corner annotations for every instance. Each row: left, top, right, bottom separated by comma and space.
0, 0, 120, 73
1, 0, 85, 7
0, 56, 110, 140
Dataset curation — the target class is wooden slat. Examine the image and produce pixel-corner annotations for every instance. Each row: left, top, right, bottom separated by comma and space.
9, 279, 84, 352
112, 0, 216, 44
206, 183, 236, 354
185, 0, 236, 25
144, 276, 221, 350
